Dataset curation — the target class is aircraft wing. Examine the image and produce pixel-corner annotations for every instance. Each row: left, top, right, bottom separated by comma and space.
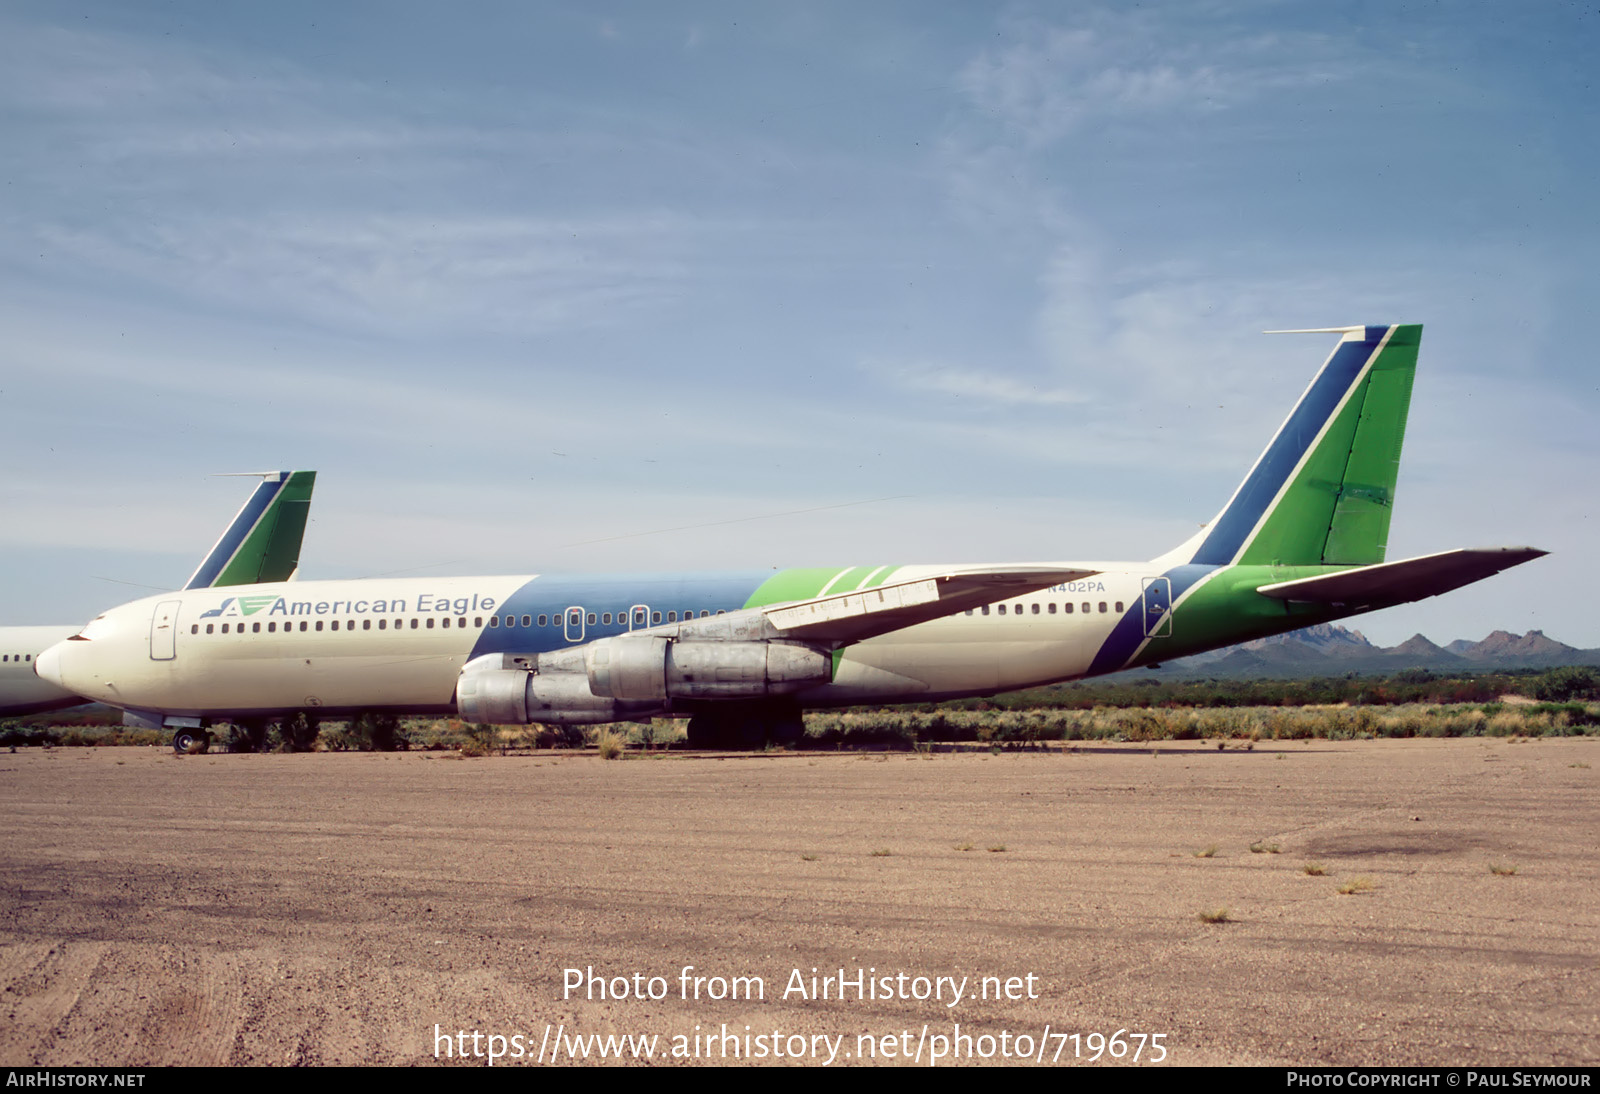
1255, 547, 1546, 609
756, 564, 1099, 645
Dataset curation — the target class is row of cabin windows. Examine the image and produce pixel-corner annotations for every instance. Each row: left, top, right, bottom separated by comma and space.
2, 653, 32, 663
188, 608, 728, 636
965, 601, 1124, 617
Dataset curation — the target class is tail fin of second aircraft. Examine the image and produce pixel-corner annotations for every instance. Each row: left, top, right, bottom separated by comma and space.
1180, 325, 1420, 569
183, 470, 317, 589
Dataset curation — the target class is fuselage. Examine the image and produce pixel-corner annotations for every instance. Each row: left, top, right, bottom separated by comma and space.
0, 626, 85, 716
34, 559, 1286, 722
34, 561, 1342, 722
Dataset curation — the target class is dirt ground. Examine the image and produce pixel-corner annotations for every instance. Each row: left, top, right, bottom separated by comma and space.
1, 737, 1595, 1067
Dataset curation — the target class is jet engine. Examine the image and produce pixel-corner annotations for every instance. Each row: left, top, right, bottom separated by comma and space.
584, 634, 831, 700
454, 636, 833, 725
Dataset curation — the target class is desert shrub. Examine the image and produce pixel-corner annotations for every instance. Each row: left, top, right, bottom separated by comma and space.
1533, 667, 1598, 703
276, 712, 321, 752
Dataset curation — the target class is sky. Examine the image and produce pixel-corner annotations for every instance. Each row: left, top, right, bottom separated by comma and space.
1, 1, 1595, 648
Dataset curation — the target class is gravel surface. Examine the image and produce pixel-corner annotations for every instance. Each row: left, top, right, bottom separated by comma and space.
1, 737, 1594, 1067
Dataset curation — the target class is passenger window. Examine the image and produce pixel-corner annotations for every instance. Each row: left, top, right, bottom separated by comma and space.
191, 625, 198, 634
998, 604, 1006, 615
667, 611, 676, 622
331, 621, 339, 631
534, 615, 544, 627
1082, 602, 1090, 614
1064, 603, 1073, 614
474, 617, 481, 627
427, 618, 435, 629
588, 613, 597, 625
1098, 602, 1107, 613
1048, 603, 1057, 614
206, 624, 214, 634
981, 605, 990, 615
964, 609, 973, 616
652, 612, 661, 624
315, 621, 324, 632
602, 613, 612, 624
459, 618, 467, 628
253, 622, 261, 633
378, 619, 386, 630
364, 619, 372, 630
488, 616, 498, 628
221, 624, 230, 634
268, 622, 277, 633
1031, 603, 1040, 615
1115, 601, 1124, 613
442, 618, 451, 629
410, 619, 418, 629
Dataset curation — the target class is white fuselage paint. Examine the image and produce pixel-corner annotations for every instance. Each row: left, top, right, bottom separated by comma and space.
37, 567, 1152, 720
0, 626, 89, 716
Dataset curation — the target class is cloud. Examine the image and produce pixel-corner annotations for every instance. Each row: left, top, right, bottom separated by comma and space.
866, 357, 1086, 407
25, 213, 699, 335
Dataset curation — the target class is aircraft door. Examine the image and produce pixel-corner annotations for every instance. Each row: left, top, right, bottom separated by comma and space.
1141, 577, 1172, 638
564, 607, 586, 643
150, 600, 182, 661
628, 605, 650, 631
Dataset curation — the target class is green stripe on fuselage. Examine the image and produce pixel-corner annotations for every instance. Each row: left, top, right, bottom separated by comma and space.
743, 565, 903, 608
1125, 565, 1366, 669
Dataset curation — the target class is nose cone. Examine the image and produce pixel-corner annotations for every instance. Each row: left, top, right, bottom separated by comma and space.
35, 641, 67, 689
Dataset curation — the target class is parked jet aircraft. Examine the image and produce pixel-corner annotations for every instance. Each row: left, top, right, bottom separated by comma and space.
37, 326, 1543, 747
1, 471, 316, 719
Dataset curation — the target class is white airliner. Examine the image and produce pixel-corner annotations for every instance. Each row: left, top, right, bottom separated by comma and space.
1, 472, 316, 720
37, 327, 1544, 748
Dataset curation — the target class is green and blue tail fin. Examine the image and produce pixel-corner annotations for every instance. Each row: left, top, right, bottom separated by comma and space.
1182, 324, 1420, 569
183, 470, 317, 589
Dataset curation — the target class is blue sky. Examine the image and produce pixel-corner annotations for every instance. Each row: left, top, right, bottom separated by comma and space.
1, 1, 1595, 647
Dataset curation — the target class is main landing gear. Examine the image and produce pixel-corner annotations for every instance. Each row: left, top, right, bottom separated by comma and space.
684, 701, 805, 750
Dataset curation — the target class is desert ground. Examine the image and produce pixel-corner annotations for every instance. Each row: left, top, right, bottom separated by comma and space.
1, 737, 1595, 1067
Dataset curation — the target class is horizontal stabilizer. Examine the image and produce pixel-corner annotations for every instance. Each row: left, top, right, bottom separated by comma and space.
762, 565, 1098, 645
1256, 547, 1546, 609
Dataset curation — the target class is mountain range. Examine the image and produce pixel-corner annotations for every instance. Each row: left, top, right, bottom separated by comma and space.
1157, 625, 1600, 678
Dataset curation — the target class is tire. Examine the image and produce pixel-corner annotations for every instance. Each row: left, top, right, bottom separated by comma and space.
172, 730, 198, 753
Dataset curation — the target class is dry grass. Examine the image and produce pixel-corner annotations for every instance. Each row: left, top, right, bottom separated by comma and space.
594, 729, 625, 760
1488, 863, 1518, 876
1195, 844, 1218, 858
1249, 842, 1281, 854
1337, 876, 1376, 895
1302, 862, 1328, 876
1197, 907, 1231, 924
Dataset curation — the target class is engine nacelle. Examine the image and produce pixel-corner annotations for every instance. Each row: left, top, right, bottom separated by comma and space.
456, 654, 663, 725
585, 636, 831, 701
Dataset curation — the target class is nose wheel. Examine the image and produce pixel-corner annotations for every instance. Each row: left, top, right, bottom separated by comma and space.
171, 730, 211, 753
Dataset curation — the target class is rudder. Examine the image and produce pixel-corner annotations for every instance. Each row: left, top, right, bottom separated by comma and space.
1187, 325, 1421, 568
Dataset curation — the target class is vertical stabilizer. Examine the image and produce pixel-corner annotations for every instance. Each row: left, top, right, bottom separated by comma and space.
183, 470, 318, 589
1185, 325, 1419, 568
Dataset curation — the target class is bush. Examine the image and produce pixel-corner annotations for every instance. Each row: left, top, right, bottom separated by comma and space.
1533, 667, 1599, 703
